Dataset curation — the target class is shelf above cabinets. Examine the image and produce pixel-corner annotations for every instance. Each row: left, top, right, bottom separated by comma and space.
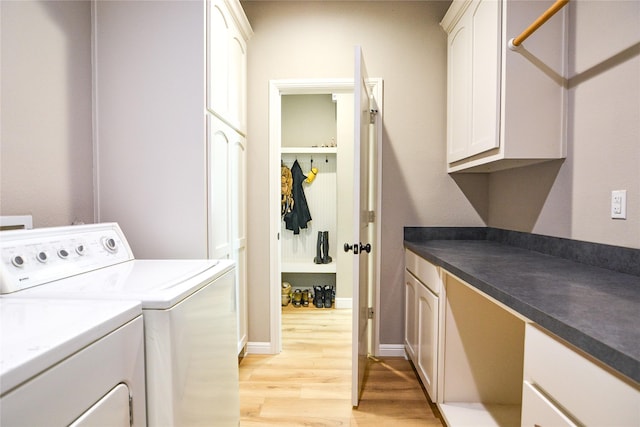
282, 261, 337, 274
281, 146, 338, 155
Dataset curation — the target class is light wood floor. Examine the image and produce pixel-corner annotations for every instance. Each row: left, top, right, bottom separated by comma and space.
239, 305, 445, 426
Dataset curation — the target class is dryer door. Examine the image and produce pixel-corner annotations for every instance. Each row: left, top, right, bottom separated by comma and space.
70, 383, 131, 427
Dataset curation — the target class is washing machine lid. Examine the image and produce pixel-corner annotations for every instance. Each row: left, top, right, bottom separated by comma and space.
0, 298, 142, 395
6, 259, 235, 309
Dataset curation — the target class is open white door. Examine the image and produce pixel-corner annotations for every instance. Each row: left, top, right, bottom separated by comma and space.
349, 46, 373, 407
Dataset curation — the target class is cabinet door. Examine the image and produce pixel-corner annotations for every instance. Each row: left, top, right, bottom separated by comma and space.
231, 131, 248, 353
446, 0, 501, 164
417, 284, 438, 401
207, 0, 248, 132
404, 270, 418, 362
208, 115, 231, 260
207, 0, 230, 121
446, 13, 471, 163
208, 113, 248, 354
468, 0, 501, 157
228, 27, 248, 132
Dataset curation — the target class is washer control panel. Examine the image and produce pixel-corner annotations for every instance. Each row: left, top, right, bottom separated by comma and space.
0, 223, 134, 294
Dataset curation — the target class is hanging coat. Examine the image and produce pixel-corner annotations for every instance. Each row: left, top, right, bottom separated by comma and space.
283, 160, 312, 234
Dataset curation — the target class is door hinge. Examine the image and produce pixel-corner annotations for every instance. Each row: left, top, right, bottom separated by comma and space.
367, 210, 375, 223
369, 109, 378, 124
367, 307, 374, 319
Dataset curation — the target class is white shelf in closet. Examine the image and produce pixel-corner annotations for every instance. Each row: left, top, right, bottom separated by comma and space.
280, 147, 337, 154
282, 261, 337, 274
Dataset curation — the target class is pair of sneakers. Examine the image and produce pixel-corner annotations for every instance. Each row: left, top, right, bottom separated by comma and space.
292, 289, 311, 307
313, 285, 334, 308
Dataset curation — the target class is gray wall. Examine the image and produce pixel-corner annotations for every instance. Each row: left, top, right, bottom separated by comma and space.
243, 0, 640, 347
242, 0, 485, 346
1, 1, 94, 227
487, 1, 639, 248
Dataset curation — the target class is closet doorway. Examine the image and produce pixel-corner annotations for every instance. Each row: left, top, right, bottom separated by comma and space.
280, 93, 347, 311
268, 77, 383, 377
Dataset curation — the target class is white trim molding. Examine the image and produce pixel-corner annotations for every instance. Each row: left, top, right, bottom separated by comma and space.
377, 344, 407, 358
245, 341, 276, 355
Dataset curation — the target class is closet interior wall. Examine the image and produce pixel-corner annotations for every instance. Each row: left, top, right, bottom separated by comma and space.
280, 153, 337, 271
280, 94, 339, 299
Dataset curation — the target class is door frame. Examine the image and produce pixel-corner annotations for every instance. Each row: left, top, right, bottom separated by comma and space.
268, 78, 383, 355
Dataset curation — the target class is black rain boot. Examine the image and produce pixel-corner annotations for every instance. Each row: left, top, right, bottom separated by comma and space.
322, 231, 332, 264
313, 231, 323, 264
314, 285, 324, 308
323, 285, 333, 308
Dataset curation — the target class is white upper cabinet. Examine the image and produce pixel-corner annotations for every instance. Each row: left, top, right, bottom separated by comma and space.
441, 0, 568, 173
207, 0, 252, 133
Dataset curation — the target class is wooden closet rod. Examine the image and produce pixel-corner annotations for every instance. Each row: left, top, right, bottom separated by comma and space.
508, 0, 569, 50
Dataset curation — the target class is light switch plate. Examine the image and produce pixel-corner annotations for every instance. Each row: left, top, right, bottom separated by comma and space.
611, 190, 627, 219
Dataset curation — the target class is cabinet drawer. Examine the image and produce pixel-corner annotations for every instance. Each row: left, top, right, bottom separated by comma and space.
521, 381, 577, 427
405, 250, 440, 295
524, 324, 640, 425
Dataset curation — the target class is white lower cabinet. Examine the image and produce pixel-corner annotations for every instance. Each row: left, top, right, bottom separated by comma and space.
522, 324, 640, 426
404, 250, 441, 401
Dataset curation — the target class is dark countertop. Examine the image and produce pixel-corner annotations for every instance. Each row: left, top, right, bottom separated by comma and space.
404, 230, 640, 384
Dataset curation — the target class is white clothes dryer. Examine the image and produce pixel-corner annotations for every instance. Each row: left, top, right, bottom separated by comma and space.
0, 298, 146, 426
0, 223, 239, 426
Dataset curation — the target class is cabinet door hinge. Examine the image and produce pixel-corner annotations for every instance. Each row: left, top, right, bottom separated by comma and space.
367, 307, 374, 319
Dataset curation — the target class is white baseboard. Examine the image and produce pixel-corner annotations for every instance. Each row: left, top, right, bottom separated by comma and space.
248, 341, 407, 358
245, 341, 276, 355
377, 344, 407, 358
335, 297, 352, 309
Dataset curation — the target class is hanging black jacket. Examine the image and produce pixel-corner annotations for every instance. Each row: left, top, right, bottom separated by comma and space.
283, 160, 312, 234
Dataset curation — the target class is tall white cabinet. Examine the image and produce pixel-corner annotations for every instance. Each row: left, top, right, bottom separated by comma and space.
206, 0, 252, 354
93, 0, 252, 354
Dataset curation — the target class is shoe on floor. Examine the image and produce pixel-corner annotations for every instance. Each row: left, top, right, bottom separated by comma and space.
313, 285, 324, 308
292, 289, 302, 307
323, 285, 333, 308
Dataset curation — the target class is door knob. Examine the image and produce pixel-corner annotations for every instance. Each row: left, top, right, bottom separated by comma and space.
344, 243, 359, 254
359, 243, 371, 253
344, 243, 371, 254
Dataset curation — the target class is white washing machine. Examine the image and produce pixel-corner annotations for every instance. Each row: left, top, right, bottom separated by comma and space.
0, 223, 239, 426
0, 297, 146, 426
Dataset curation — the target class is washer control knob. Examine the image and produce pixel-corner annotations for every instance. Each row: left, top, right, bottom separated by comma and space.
58, 249, 70, 259
76, 245, 86, 256
102, 237, 118, 253
36, 251, 48, 263
11, 255, 25, 268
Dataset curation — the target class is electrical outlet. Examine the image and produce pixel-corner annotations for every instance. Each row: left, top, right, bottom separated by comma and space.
611, 190, 627, 219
